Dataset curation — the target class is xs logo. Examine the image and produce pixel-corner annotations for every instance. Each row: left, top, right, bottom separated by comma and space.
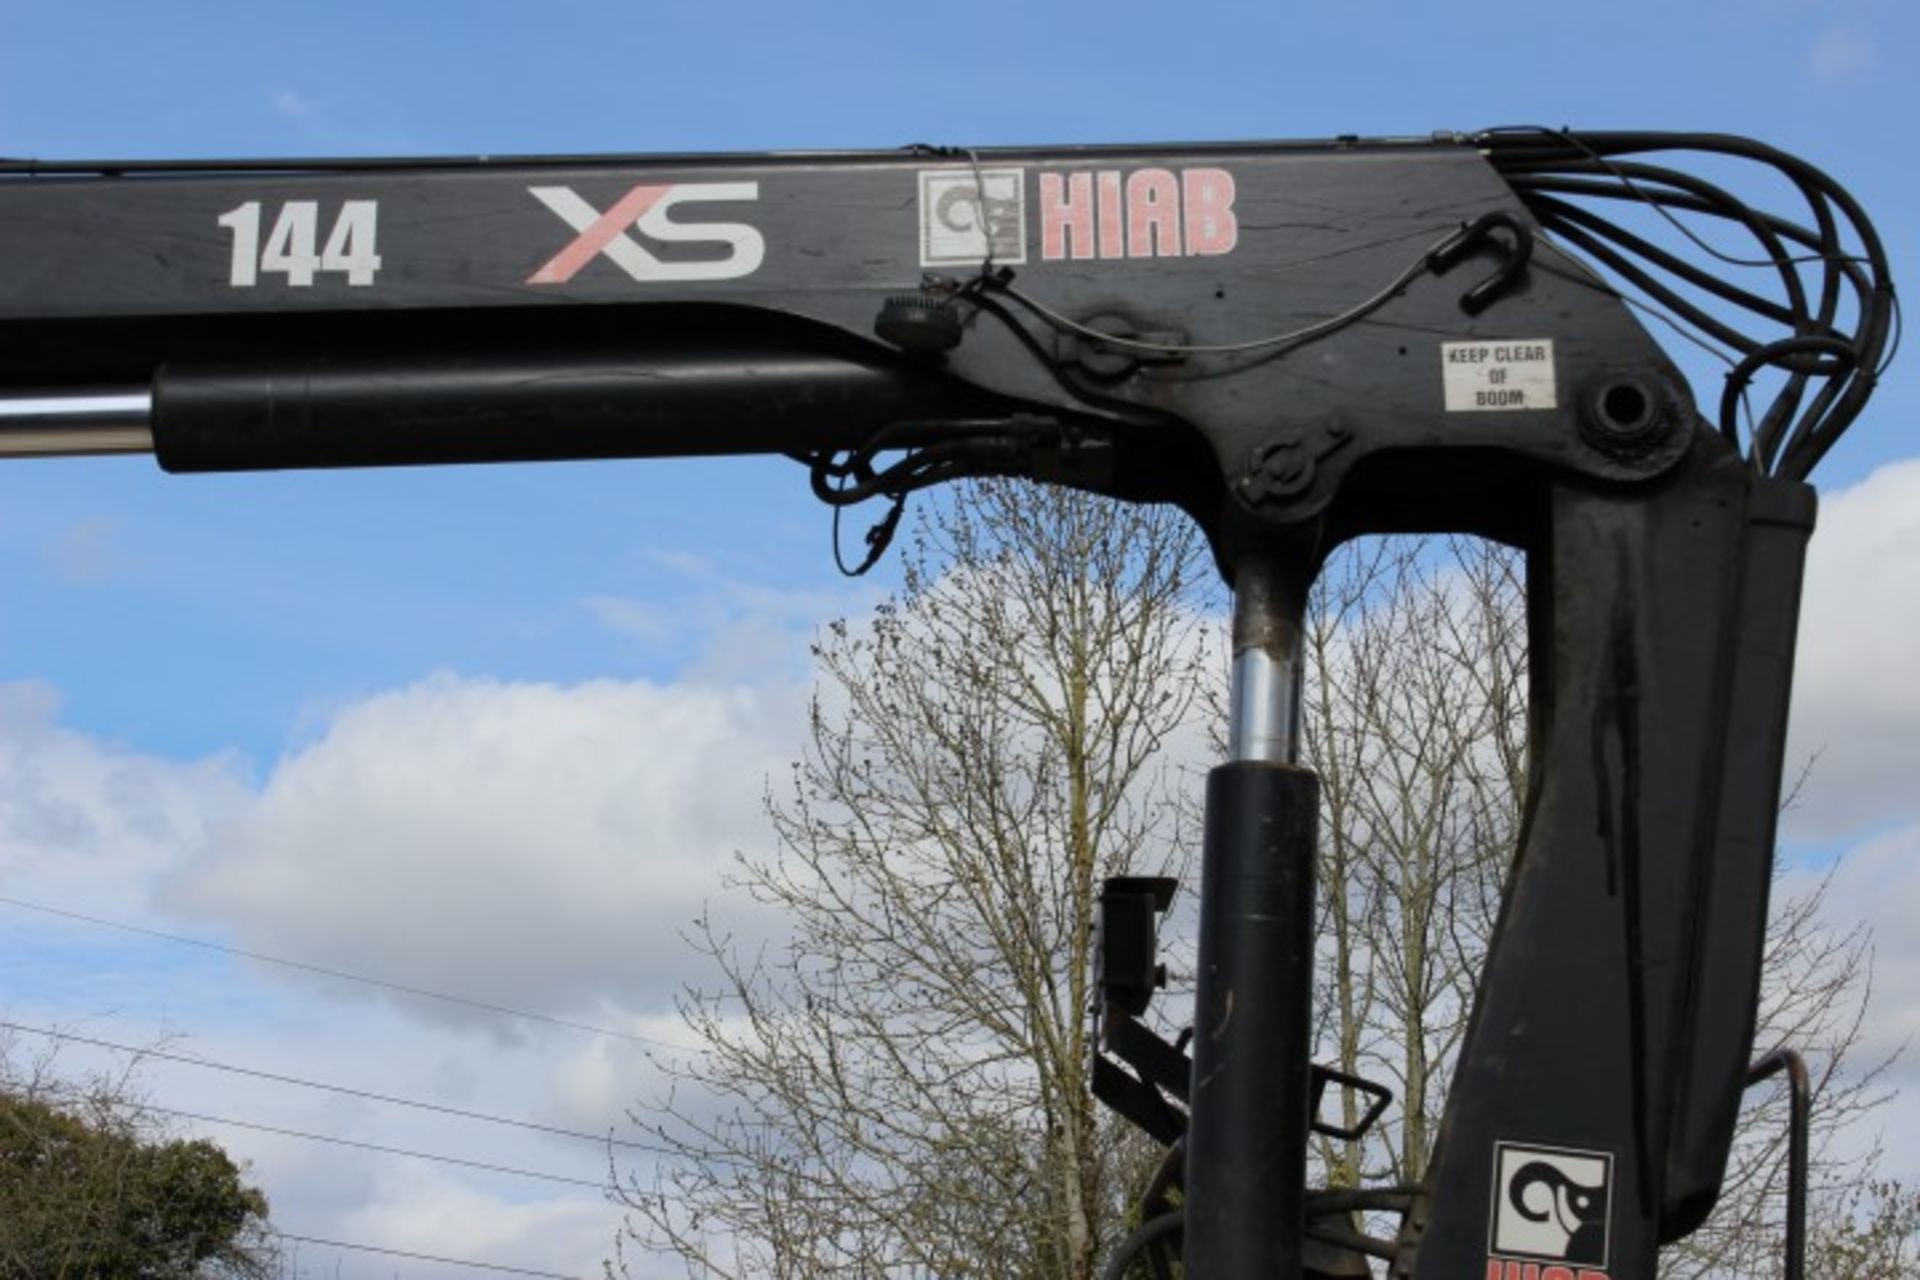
527, 183, 764, 285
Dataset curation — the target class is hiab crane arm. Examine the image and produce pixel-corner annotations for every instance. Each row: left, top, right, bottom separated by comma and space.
0, 130, 1895, 1279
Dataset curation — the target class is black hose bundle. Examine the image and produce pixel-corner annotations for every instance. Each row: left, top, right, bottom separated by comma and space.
1481, 127, 1897, 480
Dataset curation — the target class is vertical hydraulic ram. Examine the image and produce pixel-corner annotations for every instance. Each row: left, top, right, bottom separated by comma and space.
1185, 559, 1320, 1276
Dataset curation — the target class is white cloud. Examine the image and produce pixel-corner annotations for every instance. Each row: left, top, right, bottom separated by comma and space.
1810, 24, 1878, 83
3, 999, 644, 1279
0, 681, 249, 915
334, 1166, 617, 1278
161, 674, 803, 1032
1776, 821, 1920, 1189
584, 570, 877, 683
45, 518, 126, 585
270, 89, 315, 122
583, 595, 677, 645
638, 546, 718, 579
1784, 458, 1920, 843
1800, 823, 1920, 1079
7, 470, 1916, 1270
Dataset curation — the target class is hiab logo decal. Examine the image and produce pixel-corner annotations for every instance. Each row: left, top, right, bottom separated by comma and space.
916, 166, 1239, 268
1037, 167, 1237, 262
527, 183, 764, 285
1486, 1142, 1614, 1280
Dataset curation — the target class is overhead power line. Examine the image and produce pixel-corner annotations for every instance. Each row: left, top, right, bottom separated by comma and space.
274, 1231, 583, 1279
0, 1020, 665, 1155
0, 893, 681, 1050
35, 1088, 620, 1195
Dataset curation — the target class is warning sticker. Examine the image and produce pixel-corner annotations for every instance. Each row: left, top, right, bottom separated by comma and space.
1442, 340, 1557, 412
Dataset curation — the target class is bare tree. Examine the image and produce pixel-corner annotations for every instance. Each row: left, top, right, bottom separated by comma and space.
1805, 1177, 1920, 1275
1659, 863, 1907, 1277
1303, 539, 1526, 1192
615, 482, 1214, 1279
616, 496, 1907, 1277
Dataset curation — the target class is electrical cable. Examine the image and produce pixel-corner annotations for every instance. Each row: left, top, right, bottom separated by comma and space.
803, 416, 1084, 575
1535, 226, 1809, 453
1540, 214, 1774, 357
0, 1020, 666, 1155
907, 146, 1481, 380
905, 142, 1002, 275
1532, 257, 1744, 372
31, 1087, 620, 1194
272, 1231, 582, 1279
0, 894, 684, 1051
1525, 192, 1804, 327
828, 494, 904, 577
803, 177, 1482, 581
807, 129, 1894, 571
988, 229, 1461, 356
18, 1231, 584, 1280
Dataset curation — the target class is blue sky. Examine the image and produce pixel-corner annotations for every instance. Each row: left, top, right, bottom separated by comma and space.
2, 2, 1917, 1277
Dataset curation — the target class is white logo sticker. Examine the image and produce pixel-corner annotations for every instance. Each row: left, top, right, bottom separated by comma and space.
526, 183, 764, 285
1442, 339, 1558, 412
1489, 1142, 1613, 1270
919, 168, 1026, 268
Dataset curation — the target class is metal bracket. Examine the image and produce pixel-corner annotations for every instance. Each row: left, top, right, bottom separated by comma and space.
1745, 1048, 1810, 1280
1311, 1064, 1395, 1143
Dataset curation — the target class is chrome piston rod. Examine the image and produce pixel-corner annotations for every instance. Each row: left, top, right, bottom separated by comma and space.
0, 390, 155, 457
1227, 558, 1303, 763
